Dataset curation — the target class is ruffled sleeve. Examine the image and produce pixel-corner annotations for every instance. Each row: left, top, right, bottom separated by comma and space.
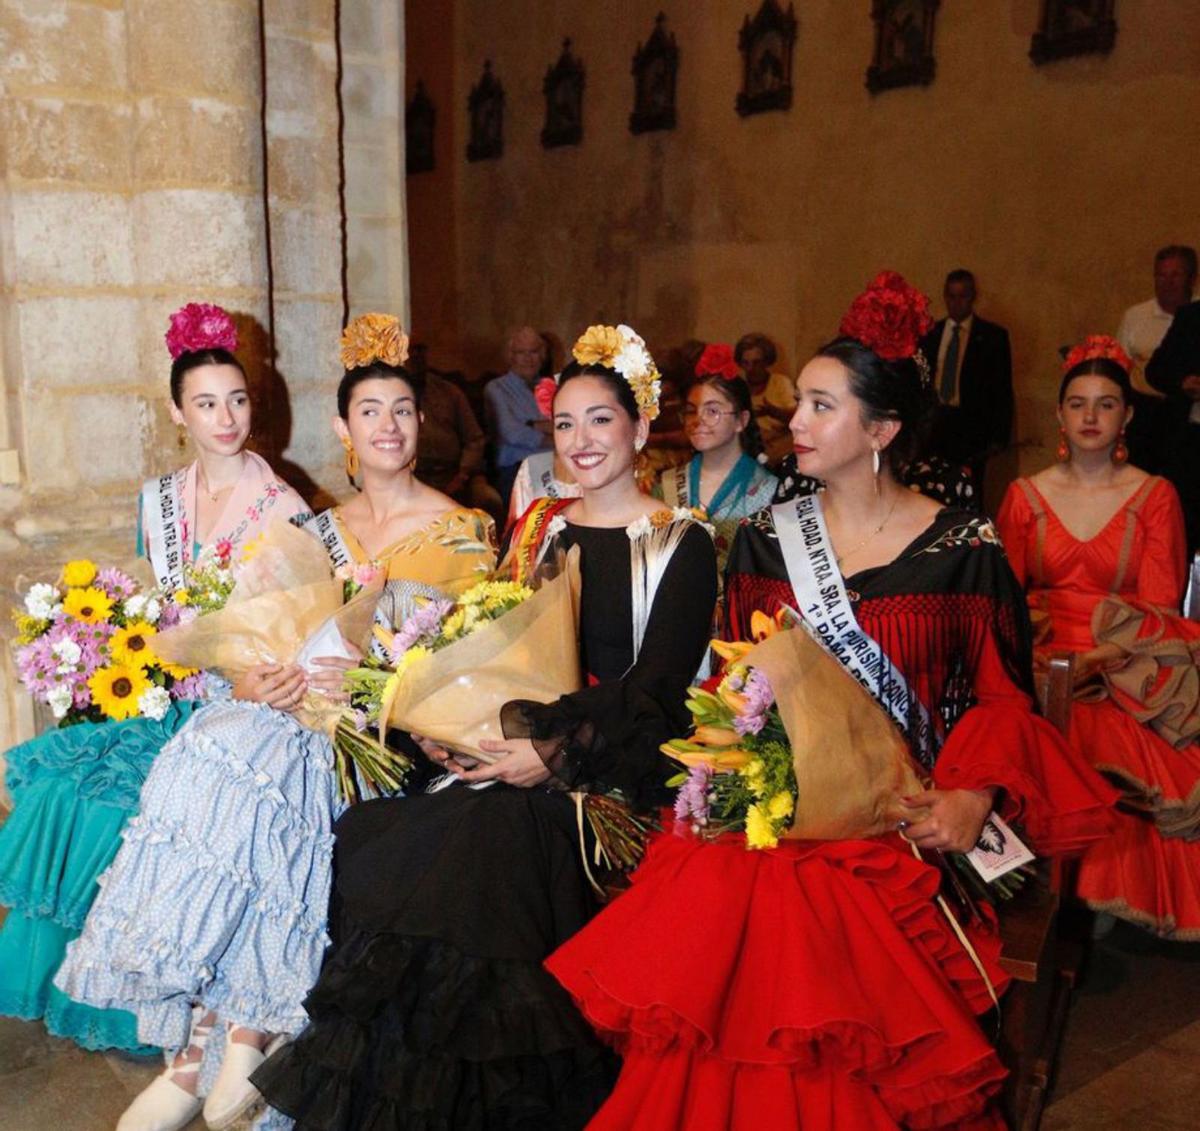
931, 540, 1117, 856
503, 523, 717, 808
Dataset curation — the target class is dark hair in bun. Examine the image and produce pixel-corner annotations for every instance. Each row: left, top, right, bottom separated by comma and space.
814, 337, 934, 473
1057, 358, 1133, 405
169, 349, 246, 408
556, 361, 641, 421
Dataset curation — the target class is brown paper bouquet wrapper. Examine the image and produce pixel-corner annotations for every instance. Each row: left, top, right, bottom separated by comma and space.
744, 626, 926, 840
383, 548, 582, 759
153, 520, 383, 730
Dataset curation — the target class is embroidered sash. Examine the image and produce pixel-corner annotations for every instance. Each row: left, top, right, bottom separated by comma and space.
141, 471, 186, 591
771, 494, 937, 765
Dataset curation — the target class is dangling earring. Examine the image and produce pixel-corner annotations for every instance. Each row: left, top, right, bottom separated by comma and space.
341, 436, 359, 481
1112, 428, 1129, 465
177, 423, 188, 451
872, 448, 881, 495
1056, 427, 1070, 462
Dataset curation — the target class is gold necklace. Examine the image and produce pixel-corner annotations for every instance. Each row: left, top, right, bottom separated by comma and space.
834, 495, 900, 567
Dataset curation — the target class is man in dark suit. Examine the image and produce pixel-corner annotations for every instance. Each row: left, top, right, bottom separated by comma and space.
1147, 298, 1200, 557
919, 269, 1014, 494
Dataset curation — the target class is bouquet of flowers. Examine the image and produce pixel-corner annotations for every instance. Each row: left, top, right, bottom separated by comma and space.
664, 610, 925, 850
349, 550, 582, 761
12, 559, 202, 726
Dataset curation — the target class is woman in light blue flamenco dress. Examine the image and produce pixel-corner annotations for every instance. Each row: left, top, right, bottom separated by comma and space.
0, 304, 311, 1055
655, 343, 777, 581
56, 315, 497, 1131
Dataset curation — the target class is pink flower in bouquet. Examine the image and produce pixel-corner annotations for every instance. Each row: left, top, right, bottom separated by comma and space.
674, 763, 713, 828
214, 539, 233, 566
733, 668, 773, 737
156, 599, 183, 629
390, 597, 454, 659
353, 563, 381, 586
169, 671, 208, 701
96, 568, 137, 600
165, 303, 239, 360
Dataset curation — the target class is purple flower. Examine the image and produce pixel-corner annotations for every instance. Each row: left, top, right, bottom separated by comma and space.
733, 668, 774, 736
390, 597, 453, 660
170, 671, 208, 701
96, 568, 137, 600
673, 763, 713, 829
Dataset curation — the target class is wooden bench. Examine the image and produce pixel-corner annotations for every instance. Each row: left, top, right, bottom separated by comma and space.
996, 652, 1077, 1131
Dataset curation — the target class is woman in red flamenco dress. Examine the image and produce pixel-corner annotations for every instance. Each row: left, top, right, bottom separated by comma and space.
546, 275, 1116, 1131
997, 336, 1200, 939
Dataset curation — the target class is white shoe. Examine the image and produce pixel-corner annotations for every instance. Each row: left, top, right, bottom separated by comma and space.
202, 1032, 287, 1130
117, 1073, 202, 1131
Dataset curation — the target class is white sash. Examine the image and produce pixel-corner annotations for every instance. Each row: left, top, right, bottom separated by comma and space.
305, 509, 353, 571
771, 494, 937, 765
141, 471, 186, 592
661, 464, 688, 509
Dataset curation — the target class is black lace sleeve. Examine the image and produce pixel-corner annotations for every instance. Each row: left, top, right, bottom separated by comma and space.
502, 523, 717, 808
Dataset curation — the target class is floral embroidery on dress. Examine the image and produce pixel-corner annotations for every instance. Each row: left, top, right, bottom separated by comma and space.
915, 518, 1000, 556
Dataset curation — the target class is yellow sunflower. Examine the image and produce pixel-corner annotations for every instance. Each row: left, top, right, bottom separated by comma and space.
572, 325, 625, 369
110, 621, 160, 668
160, 660, 198, 681
62, 559, 98, 587
62, 587, 115, 625
89, 663, 151, 721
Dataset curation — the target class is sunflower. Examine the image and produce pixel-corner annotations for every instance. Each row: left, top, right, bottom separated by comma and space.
110, 621, 160, 668
89, 663, 151, 721
62, 586, 115, 625
62, 559, 98, 587
160, 659, 198, 681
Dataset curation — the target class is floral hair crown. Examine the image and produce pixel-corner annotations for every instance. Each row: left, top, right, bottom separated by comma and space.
695, 343, 740, 380
838, 271, 934, 383
1061, 334, 1132, 376
164, 303, 239, 359
340, 313, 410, 371
572, 324, 662, 420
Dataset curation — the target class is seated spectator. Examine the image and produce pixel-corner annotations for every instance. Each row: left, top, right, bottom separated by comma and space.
411, 343, 503, 523
483, 326, 553, 508
735, 331, 795, 467
1117, 245, 1197, 471
919, 269, 1013, 496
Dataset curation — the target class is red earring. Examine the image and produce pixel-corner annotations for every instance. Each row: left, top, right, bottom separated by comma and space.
1056, 427, 1070, 462
1112, 429, 1128, 465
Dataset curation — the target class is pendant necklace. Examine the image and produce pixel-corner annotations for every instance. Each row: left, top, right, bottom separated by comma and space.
835, 495, 899, 567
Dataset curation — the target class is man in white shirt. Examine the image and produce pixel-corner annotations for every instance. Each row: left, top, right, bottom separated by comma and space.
1116, 245, 1196, 470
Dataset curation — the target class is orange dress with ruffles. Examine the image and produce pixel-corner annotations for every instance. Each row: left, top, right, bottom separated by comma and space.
547, 507, 1115, 1131
998, 475, 1200, 938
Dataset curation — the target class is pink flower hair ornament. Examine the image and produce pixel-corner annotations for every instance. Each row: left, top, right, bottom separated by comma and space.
165, 303, 239, 360
695, 343, 740, 380
534, 376, 558, 419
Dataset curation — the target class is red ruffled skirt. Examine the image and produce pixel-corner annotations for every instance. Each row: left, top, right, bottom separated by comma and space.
546, 825, 1009, 1131
1069, 698, 1200, 938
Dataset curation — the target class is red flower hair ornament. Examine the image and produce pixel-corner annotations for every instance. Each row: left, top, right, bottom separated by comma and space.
838, 271, 934, 363
1062, 334, 1132, 376
164, 303, 239, 360
695, 343, 740, 380
534, 376, 558, 419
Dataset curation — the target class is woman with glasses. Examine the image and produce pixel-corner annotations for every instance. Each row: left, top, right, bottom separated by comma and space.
656, 343, 778, 580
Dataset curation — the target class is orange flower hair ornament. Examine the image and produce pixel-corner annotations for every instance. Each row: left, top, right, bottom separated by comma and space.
340, 313, 410, 371
1061, 334, 1132, 376
572, 323, 662, 420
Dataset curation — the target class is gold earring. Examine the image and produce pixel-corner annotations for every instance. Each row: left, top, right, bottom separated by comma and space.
341, 436, 359, 480
1056, 427, 1070, 462
177, 424, 188, 450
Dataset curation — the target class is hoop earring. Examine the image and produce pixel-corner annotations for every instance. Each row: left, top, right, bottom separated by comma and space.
1056, 427, 1070, 463
1112, 429, 1129, 465
177, 424, 188, 451
872, 448, 881, 495
341, 436, 359, 481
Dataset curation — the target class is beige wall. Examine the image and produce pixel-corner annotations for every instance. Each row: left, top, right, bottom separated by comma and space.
0, 0, 407, 762
409, 0, 1200, 487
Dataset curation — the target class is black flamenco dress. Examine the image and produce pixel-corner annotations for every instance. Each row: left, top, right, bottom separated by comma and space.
252, 505, 717, 1130
545, 507, 1116, 1131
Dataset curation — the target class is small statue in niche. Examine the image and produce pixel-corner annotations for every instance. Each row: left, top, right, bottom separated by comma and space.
1030, 0, 1117, 64
541, 38, 585, 149
405, 81, 435, 174
865, 0, 938, 95
467, 60, 504, 162
630, 12, 679, 135
736, 0, 797, 117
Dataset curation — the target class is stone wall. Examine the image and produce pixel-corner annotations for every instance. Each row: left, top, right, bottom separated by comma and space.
407, 0, 1200, 491
0, 0, 407, 765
